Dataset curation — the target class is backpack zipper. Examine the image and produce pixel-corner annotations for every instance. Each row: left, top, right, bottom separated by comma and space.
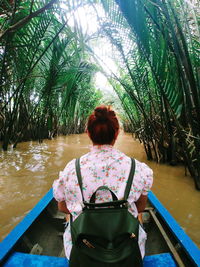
83, 239, 95, 248
130, 233, 136, 238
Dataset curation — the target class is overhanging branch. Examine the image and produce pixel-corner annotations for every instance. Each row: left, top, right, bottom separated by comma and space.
0, 0, 57, 41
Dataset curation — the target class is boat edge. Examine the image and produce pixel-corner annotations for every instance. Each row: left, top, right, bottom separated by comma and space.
0, 188, 53, 262
148, 191, 200, 266
1, 189, 200, 266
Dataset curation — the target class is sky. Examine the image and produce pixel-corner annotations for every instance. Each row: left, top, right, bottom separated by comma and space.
60, 2, 119, 93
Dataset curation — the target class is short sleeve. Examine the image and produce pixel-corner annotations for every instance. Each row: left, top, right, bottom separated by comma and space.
52, 159, 76, 202
53, 171, 66, 202
141, 165, 153, 195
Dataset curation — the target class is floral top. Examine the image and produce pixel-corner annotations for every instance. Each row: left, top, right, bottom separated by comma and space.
53, 145, 153, 258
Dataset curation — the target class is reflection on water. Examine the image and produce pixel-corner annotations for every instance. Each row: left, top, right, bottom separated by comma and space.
0, 133, 200, 248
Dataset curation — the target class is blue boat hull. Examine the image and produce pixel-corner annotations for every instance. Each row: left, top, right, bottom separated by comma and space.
0, 189, 199, 266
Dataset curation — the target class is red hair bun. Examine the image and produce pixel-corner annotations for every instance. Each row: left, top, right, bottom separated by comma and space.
87, 105, 119, 145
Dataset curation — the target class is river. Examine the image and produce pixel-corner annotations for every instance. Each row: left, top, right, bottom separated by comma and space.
0, 132, 199, 248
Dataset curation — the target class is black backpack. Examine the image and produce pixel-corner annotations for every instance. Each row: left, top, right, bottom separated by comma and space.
69, 158, 143, 267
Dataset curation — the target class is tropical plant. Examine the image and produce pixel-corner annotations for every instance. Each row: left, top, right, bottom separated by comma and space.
1, 0, 200, 190
95, 0, 200, 189
0, 0, 102, 150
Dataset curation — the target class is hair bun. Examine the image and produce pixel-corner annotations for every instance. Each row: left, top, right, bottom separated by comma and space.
94, 106, 109, 121
87, 105, 119, 144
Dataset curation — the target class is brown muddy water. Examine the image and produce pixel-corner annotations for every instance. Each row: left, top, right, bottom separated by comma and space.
0, 132, 200, 248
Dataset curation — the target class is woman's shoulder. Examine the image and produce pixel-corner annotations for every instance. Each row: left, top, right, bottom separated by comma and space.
135, 159, 153, 177
132, 159, 153, 195
62, 158, 76, 174
62, 153, 91, 174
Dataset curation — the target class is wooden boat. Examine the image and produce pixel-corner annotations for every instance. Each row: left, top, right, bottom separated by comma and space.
0, 189, 200, 267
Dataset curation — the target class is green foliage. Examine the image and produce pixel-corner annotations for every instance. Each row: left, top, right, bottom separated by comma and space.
98, 0, 200, 189
0, 0, 102, 149
1, 0, 200, 189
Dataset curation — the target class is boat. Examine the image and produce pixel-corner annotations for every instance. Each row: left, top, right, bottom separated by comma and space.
0, 189, 200, 267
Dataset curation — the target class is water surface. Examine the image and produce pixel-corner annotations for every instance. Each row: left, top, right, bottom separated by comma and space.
0, 133, 199, 247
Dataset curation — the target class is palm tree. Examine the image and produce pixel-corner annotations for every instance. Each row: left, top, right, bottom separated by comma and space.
0, 0, 101, 149
97, 0, 200, 189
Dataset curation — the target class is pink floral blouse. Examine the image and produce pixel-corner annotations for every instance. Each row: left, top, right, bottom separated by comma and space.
53, 145, 153, 259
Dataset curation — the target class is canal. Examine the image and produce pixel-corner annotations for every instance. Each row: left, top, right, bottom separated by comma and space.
0, 132, 199, 247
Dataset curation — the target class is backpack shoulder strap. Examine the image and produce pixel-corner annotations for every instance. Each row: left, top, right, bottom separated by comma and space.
75, 158, 85, 202
76, 157, 135, 202
124, 158, 136, 200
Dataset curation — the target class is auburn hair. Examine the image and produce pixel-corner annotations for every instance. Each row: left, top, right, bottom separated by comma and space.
87, 105, 119, 145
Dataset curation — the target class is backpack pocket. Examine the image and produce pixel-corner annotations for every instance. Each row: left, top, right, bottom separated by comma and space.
70, 207, 142, 266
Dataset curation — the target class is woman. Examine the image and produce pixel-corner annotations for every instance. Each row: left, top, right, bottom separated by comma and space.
53, 105, 153, 259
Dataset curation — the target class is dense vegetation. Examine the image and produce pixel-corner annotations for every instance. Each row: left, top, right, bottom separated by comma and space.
96, 0, 200, 189
0, 0, 199, 189
0, 0, 102, 150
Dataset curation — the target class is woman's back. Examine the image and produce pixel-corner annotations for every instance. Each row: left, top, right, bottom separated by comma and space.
55, 144, 153, 218
53, 105, 153, 260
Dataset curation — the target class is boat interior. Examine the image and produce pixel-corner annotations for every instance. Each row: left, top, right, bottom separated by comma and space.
2, 199, 196, 267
